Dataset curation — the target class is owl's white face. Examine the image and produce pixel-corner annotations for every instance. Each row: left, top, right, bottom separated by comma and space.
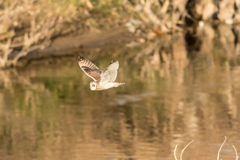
90, 82, 97, 90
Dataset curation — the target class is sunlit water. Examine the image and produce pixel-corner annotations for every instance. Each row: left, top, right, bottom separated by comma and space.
1, 27, 240, 160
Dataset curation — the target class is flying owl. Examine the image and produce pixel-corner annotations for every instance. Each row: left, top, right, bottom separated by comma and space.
78, 56, 125, 91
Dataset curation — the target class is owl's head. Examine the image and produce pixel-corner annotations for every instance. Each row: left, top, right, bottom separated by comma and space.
90, 82, 97, 90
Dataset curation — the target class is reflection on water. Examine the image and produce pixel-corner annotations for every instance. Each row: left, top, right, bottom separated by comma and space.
1, 24, 240, 160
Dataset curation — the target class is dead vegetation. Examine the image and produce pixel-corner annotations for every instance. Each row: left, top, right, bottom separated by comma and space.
0, 0, 65, 68
174, 137, 239, 160
0, 0, 240, 68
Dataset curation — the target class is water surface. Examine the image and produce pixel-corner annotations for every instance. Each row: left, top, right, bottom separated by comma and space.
1, 27, 240, 160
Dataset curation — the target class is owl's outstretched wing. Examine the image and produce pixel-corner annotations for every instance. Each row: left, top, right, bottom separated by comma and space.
100, 60, 119, 83
78, 56, 102, 81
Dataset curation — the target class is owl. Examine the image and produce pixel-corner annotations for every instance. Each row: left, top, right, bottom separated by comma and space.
78, 56, 125, 91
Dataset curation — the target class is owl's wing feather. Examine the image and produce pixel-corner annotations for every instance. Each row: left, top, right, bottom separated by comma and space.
81, 66, 102, 81
101, 60, 119, 83
78, 56, 102, 81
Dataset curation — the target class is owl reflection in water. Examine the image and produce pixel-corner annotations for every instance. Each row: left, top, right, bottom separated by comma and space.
78, 56, 125, 91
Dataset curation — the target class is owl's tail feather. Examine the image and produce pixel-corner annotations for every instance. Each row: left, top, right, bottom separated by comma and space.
115, 82, 125, 87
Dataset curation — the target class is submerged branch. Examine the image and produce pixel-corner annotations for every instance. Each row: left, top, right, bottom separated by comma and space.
217, 136, 227, 160
232, 145, 239, 160
174, 137, 239, 160
180, 140, 194, 160
174, 145, 178, 160
174, 140, 194, 160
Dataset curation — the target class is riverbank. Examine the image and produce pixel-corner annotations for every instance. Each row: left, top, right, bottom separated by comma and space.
1, 0, 240, 68
16, 26, 138, 66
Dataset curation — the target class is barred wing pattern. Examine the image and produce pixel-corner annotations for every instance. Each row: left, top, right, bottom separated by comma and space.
78, 56, 102, 81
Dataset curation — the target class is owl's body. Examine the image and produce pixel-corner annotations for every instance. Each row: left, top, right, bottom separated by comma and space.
78, 56, 125, 91
90, 81, 125, 91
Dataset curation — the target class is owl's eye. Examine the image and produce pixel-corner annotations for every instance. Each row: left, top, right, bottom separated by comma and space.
92, 84, 95, 87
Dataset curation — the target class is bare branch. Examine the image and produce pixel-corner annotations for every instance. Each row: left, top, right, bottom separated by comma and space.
143, 0, 161, 25
161, 0, 170, 14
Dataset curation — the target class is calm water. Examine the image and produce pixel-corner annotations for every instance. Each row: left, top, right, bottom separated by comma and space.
1, 27, 240, 160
